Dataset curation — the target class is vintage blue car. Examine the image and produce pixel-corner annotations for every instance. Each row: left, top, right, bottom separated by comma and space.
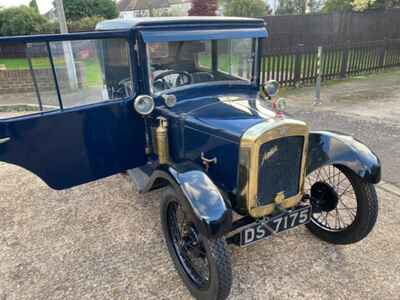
0, 17, 380, 300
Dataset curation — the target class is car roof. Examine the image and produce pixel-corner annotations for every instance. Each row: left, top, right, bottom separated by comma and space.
96, 17, 266, 31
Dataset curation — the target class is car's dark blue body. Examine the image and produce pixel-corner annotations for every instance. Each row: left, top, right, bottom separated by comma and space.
157, 84, 263, 192
0, 17, 380, 239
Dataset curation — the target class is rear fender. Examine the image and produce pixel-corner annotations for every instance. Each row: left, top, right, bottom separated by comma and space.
307, 131, 381, 184
144, 164, 232, 239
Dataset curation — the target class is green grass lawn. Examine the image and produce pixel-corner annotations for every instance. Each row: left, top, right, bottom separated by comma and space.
82, 58, 102, 87
0, 57, 63, 69
0, 57, 102, 87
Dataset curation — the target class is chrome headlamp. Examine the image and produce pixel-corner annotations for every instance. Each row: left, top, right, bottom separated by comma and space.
264, 80, 280, 97
134, 95, 155, 115
161, 94, 177, 108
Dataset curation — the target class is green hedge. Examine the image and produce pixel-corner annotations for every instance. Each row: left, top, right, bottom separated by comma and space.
0, 6, 108, 36
0, 6, 53, 36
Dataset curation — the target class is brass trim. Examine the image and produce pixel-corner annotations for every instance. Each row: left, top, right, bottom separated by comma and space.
239, 119, 309, 218
155, 117, 170, 164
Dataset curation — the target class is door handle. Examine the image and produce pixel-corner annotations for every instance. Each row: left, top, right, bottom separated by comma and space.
0, 137, 10, 144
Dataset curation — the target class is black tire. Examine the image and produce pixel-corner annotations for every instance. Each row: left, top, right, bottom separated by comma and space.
160, 187, 232, 300
305, 165, 378, 245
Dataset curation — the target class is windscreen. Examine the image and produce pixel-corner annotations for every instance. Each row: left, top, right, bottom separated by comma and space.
147, 38, 256, 93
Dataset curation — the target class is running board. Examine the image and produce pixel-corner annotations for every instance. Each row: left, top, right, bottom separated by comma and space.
127, 167, 151, 193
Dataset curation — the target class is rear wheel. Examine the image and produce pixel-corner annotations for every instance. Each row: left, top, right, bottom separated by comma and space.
305, 165, 378, 244
160, 187, 232, 300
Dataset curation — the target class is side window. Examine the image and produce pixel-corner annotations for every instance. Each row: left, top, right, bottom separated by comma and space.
198, 41, 212, 70
218, 39, 254, 80
0, 38, 133, 119
50, 39, 132, 108
0, 42, 60, 118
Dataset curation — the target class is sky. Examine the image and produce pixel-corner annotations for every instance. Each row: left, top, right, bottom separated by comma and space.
0, 0, 53, 13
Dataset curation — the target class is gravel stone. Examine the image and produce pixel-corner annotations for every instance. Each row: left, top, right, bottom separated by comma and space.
0, 163, 399, 299
1, 68, 399, 299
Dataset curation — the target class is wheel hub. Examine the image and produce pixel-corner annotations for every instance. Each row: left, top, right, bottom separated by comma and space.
310, 181, 339, 212
182, 227, 205, 258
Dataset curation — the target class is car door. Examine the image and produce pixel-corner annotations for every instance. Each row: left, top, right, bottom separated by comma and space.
0, 31, 147, 190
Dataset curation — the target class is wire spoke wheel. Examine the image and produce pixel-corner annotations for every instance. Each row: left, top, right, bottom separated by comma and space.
305, 165, 378, 245
167, 201, 211, 289
161, 187, 232, 300
305, 165, 357, 232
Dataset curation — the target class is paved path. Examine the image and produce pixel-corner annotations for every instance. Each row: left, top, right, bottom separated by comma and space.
0, 163, 399, 300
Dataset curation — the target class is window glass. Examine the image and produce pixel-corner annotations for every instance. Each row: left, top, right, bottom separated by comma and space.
0, 38, 133, 119
49, 38, 132, 108
148, 38, 255, 93
0, 42, 60, 119
218, 39, 254, 80
198, 42, 212, 70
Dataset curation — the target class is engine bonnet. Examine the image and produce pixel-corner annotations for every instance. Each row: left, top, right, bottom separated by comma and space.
168, 94, 279, 142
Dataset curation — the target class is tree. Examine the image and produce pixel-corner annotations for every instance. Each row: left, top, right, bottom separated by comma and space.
189, 0, 218, 16
67, 16, 104, 32
352, 0, 400, 10
322, 0, 353, 12
352, 0, 376, 10
29, 0, 39, 13
0, 6, 52, 36
323, 0, 399, 12
276, 0, 322, 15
223, 0, 270, 17
60, 0, 118, 21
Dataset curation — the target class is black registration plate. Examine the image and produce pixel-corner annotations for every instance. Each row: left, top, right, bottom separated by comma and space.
238, 206, 311, 246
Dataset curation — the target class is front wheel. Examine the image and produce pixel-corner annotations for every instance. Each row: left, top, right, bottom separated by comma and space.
305, 165, 378, 244
160, 187, 232, 300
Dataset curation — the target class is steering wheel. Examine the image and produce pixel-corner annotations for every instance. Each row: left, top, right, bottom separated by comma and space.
153, 70, 193, 90
112, 78, 133, 99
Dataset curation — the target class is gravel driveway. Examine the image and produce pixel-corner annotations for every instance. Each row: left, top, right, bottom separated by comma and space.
0, 162, 399, 300
1, 69, 400, 299
284, 67, 400, 185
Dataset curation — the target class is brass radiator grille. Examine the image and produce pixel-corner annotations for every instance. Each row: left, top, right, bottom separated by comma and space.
238, 119, 309, 218
257, 136, 304, 206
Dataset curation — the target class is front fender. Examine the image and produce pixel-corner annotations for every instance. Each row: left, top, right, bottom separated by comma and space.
144, 164, 232, 239
307, 131, 381, 184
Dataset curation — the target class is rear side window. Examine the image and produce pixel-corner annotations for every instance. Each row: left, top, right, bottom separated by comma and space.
0, 42, 59, 118
0, 38, 133, 119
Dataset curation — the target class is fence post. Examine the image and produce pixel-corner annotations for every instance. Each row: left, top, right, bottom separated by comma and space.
294, 43, 304, 87
397, 39, 400, 67
314, 46, 323, 105
261, 56, 266, 85
378, 37, 387, 70
340, 41, 350, 78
